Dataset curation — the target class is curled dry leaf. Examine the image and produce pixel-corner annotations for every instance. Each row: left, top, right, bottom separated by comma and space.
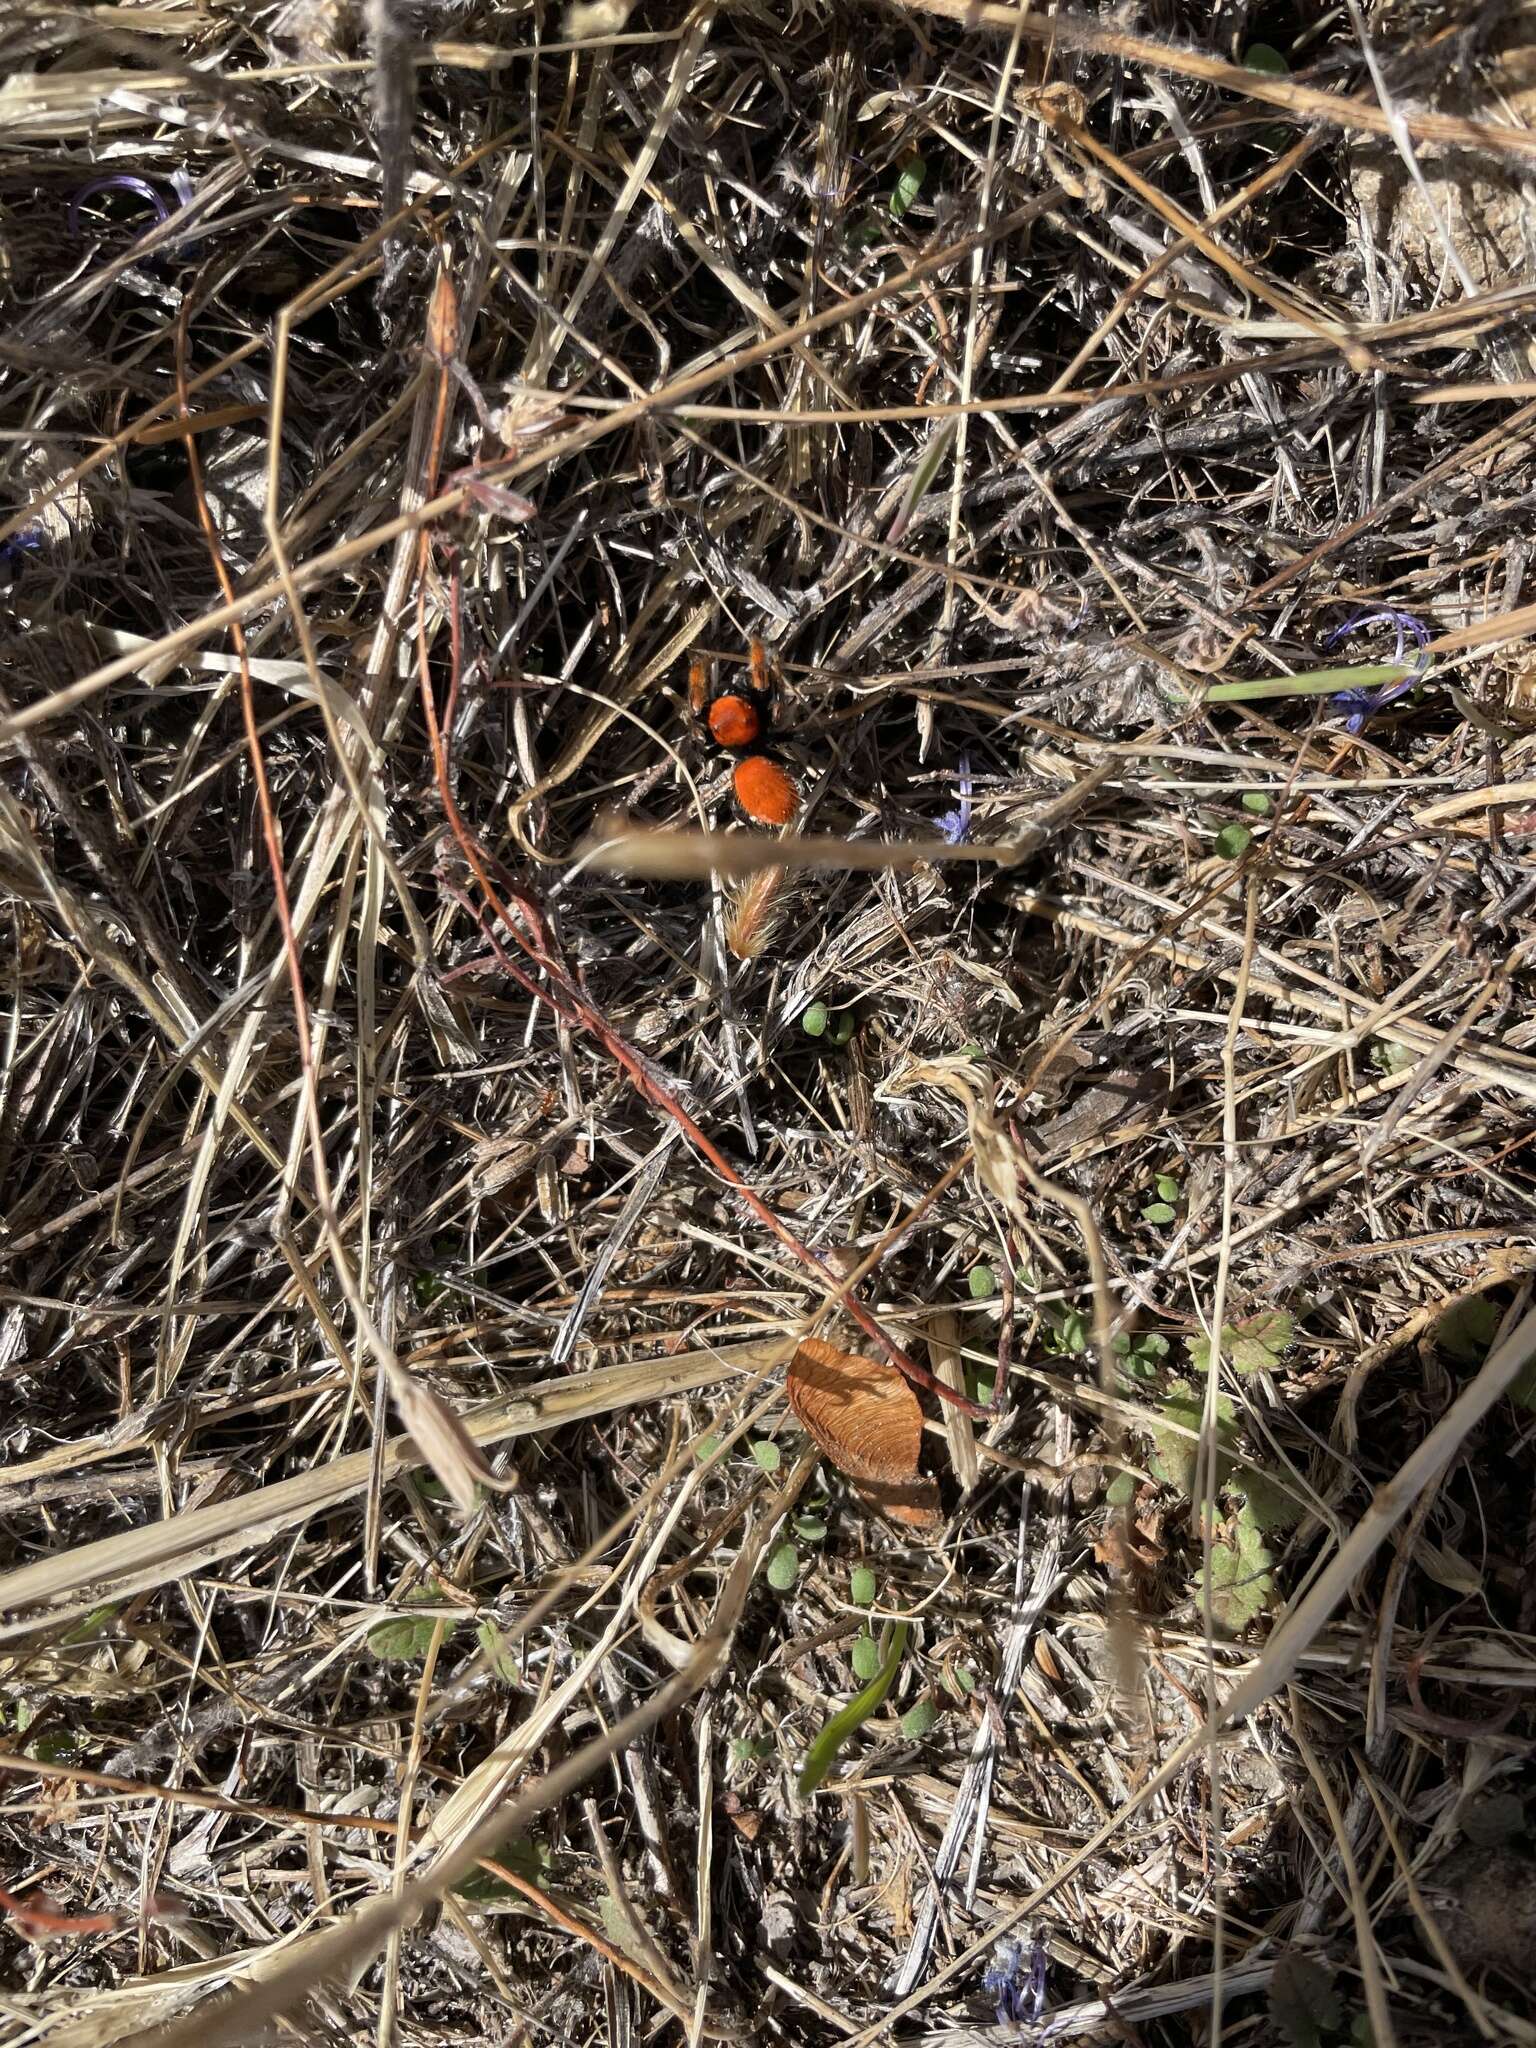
787, 1338, 942, 1529
564, 0, 636, 38
388, 1370, 499, 1515
899, 1059, 1029, 1234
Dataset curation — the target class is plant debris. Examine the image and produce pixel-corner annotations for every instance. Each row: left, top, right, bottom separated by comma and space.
2, 1, 1536, 2043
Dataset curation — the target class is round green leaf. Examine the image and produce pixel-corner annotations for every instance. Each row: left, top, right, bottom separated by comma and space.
695, 1434, 722, 1465
850, 1564, 877, 1605
801, 1002, 829, 1038
751, 1438, 782, 1473
367, 1613, 439, 1660
766, 1542, 799, 1591
851, 1631, 882, 1682
1241, 791, 1272, 814
1244, 41, 1289, 73
1215, 823, 1252, 860
900, 1698, 939, 1740
968, 1262, 995, 1299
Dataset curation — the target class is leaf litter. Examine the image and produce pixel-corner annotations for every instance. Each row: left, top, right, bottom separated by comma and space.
2, 2, 1536, 2045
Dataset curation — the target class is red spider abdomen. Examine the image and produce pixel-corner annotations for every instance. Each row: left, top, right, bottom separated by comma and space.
707, 693, 764, 749
733, 755, 799, 826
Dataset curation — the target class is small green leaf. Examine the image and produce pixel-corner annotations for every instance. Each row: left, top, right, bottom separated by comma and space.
766, 1542, 800, 1591
850, 1564, 877, 1606
1105, 1472, 1137, 1507
695, 1434, 722, 1464
802, 1002, 829, 1038
1117, 1330, 1170, 1385
1230, 1309, 1294, 1374
730, 1733, 772, 1764
598, 1890, 656, 1966
797, 1622, 908, 1796
1059, 1308, 1088, 1354
1205, 1516, 1276, 1634
368, 1587, 450, 1661
368, 1612, 441, 1661
1268, 1952, 1342, 2047
1244, 41, 1290, 73
1436, 1294, 1500, 1365
453, 1835, 551, 1902
889, 153, 927, 219
900, 1697, 939, 1740
1149, 1382, 1237, 1498
751, 1438, 782, 1473
1368, 1036, 1415, 1075
1350, 2015, 1375, 2048
1241, 791, 1273, 814
829, 1011, 856, 1046
851, 1631, 882, 1682
412, 1270, 447, 1309
968, 1262, 995, 1299
1233, 1464, 1302, 1531
1190, 1310, 1293, 1375
477, 1619, 520, 1683
793, 1515, 828, 1543
952, 1664, 976, 1695
26, 1730, 81, 1764
1155, 1174, 1182, 1202
1141, 1202, 1177, 1226
61, 1602, 122, 1645
1214, 822, 1252, 860
888, 419, 959, 544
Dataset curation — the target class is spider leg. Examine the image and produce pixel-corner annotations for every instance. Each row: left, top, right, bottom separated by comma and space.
748, 636, 773, 700
687, 653, 712, 722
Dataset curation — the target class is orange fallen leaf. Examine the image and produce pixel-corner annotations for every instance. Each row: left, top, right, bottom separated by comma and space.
786, 1338, 942, 1529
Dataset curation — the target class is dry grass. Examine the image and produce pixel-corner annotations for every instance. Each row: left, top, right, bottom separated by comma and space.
3, 0, 1536, 2043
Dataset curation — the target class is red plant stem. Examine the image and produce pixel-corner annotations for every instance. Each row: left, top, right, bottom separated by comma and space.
416, 563, 985, 1419
0, 1881, 179, 1938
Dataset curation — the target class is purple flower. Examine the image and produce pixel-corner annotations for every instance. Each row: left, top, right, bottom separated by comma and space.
936, 753, 973, 844
0, 527, 45, 591
983, 1934, 1047, 2026
1326, 607, 1430, 734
